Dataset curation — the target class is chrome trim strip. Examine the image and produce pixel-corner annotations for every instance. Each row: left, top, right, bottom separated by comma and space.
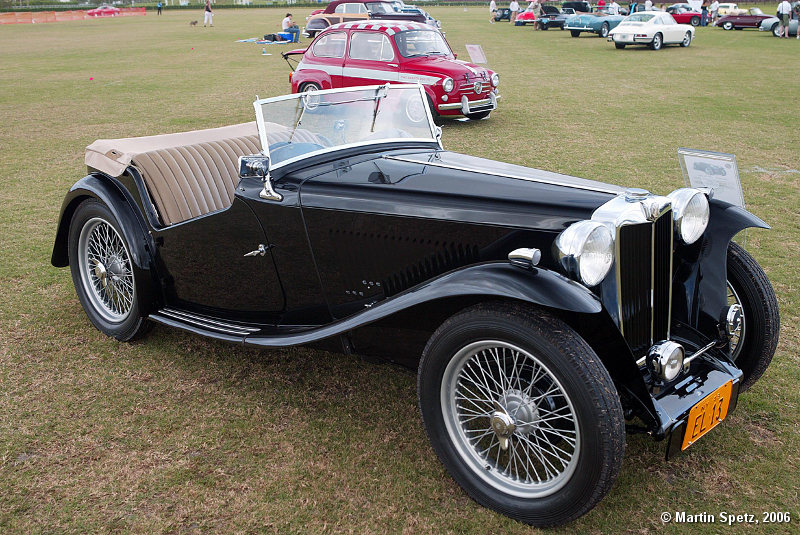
160, 308, 260, 335
382, 155, 621, 194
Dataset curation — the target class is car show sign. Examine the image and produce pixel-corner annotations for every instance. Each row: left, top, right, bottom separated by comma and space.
464, 44, 488, 64
678, 148, 744, 208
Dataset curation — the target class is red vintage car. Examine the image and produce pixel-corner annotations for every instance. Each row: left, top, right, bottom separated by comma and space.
284, 21, 501, 120
87, 4, 121, 17
514, 8, 537, 25
665, 5, 702, 26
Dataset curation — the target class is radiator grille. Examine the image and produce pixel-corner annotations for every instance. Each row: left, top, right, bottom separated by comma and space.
617, 210, 672, 356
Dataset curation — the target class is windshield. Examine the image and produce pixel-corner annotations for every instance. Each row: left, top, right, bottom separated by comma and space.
365, 2, 394, 14
254, 85, 437, 167
626, 13, 656, 21
394, 30, 451, 58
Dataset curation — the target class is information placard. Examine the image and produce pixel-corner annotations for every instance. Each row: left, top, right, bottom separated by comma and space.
677, 148, 744, 208
464, 44, 488, 65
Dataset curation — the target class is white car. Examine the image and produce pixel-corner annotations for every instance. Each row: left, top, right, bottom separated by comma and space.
608, 12, 695, 50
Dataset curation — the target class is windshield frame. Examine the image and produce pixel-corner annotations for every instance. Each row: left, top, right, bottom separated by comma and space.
253, 84, 441, 171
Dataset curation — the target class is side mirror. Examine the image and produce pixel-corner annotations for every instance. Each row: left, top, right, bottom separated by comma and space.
238, 155, 282, 201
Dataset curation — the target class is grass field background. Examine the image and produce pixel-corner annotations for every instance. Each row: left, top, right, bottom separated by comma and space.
1, 7, 799, 533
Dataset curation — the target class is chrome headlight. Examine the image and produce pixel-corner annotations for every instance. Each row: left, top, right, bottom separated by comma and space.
668, 188, 709, 245
442, 77, 454, 93
554, 221, 615, 287
491, 73, 499, 87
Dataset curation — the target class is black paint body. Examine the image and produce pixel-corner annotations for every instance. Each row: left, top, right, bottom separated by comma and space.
52, 143, 768, 443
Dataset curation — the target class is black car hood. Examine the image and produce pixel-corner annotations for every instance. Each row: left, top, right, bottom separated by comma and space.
301, 148, 623, 233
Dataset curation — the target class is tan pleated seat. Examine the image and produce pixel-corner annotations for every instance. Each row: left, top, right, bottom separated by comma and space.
85, 122, 324, 226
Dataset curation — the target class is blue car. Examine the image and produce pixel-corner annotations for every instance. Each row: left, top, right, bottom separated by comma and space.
564, 12, 626, 37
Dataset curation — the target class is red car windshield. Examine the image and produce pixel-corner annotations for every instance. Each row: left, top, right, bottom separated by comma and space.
394, 30, 451, 58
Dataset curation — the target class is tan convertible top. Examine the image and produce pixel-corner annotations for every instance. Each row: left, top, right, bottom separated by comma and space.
85, 122, 260, 178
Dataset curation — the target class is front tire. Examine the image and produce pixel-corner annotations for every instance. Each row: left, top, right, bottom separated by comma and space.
772, 22, 781, 37
650, 32, 663, 49
68, 199, 149, 341
570, 29, 581, 37
722, 21, 733, 30
465, 111, 491, 120
599, 22, 609, 38
299, 82, 321, 92
726, 242, 779, 391
418, 303, 625, 526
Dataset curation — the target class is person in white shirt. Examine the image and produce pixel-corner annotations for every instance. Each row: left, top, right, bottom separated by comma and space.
608, 0, 620, 14
282, 13, 300, 43
777, 0, 792, 37
709, 0, 719, 23
644, 0, 653, 10
509, 0, 520, 23
490, 0, 497, 23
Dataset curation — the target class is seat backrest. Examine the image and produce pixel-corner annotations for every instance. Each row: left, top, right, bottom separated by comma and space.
132, 134, 261, 226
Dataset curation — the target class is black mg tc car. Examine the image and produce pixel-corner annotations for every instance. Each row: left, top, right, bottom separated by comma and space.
51, 85, 779, 526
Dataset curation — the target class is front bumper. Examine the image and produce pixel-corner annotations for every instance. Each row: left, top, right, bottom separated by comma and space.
437, 92, 501, 114
643, 334, 744, 458
565, 25, 595, 32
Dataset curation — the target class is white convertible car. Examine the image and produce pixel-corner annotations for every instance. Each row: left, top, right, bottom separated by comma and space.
608, 12, 695, 50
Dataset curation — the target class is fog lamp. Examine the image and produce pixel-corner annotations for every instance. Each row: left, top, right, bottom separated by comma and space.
646, 341, 685, 382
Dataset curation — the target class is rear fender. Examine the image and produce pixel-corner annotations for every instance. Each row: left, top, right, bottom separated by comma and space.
51, 173, 160, 314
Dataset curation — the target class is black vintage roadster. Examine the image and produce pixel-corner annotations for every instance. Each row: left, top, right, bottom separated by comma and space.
52, 85, 779, 526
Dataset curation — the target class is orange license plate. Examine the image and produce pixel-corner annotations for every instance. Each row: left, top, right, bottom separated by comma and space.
681, 380, 733, 451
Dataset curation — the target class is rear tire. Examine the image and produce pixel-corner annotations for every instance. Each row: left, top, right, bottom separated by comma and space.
68, 199, 150, 342
615, 42, 626, 48
599, 22, 609, 38
726, 242, 780, 392
690, 16, 700, 26
771, 22, 781, 37
418, 303, 625, 526
650, 32, 663, 49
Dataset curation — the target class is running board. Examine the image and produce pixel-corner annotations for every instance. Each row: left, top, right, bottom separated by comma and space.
149, 308, 261, 342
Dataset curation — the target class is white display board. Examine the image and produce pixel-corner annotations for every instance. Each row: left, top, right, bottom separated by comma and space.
464, 44, 488, 65
687, 0, 702, 11
678, 148, 744, 208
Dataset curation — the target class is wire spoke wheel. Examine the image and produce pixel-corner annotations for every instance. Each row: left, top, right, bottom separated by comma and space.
441, 340, 580, 498
77, 217, 135, 323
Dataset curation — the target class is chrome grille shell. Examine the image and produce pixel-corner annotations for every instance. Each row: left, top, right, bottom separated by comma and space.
592, 192, 674, 357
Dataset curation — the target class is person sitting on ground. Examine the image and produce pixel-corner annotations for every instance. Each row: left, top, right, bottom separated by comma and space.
282, 13, 300, 43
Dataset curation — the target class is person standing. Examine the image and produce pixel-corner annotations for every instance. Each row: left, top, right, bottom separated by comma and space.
794, 2, 800, 38
203, 0, 213, 27
282, 13, 300, 42
608, 0, 620, 14
629, 1, 638, 14
533, 0, 543, 29
644, 0, 653, 11
700, 0, 708, 26
156, 1, 162, 15
490, 0, 497, 23
709, 0, 719, 23
509, 0, 520, 24
778, 0, 792, 37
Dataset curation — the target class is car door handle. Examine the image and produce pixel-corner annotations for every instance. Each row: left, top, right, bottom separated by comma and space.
244, 244, 268, 257
388, 63, 398, 67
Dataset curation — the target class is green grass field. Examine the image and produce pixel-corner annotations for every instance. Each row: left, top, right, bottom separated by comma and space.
1, 7, 799, 533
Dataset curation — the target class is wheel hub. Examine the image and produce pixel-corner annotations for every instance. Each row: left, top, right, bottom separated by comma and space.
93, 260, 108, 288
503, 388, 540, 435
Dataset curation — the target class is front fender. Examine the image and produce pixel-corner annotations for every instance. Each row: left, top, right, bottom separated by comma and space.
51, 173, 160, 314
673, 199, 769, 335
